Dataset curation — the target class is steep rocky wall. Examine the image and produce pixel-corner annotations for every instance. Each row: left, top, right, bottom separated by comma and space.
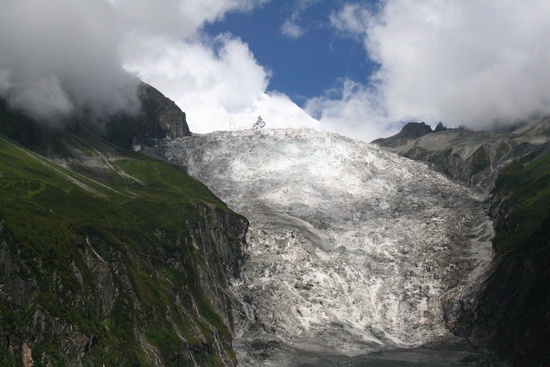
0, 109, 247, 367
0, 204, 247, 367
445, 153, 550, 367
95, 82, 191, 149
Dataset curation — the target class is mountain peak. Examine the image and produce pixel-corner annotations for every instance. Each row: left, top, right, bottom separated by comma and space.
434, 122, 448, 132
400, 121, 433, 138
371, 121, 435, 148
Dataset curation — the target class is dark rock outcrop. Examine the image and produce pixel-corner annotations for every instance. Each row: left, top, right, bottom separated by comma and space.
102, 82, 191, 148
372, 122, 433, 148
434, 122, 447, 133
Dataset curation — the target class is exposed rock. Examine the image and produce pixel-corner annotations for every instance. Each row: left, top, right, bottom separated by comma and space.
22, 343, 33, 367
371, 122, 433, 148
252, 116, 266, 129
102, 82, 191, 148
434, 122, 447, 133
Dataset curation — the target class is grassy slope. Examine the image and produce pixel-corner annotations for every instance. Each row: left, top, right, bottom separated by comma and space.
491, 153, 550, 253
0, 133, 238, 366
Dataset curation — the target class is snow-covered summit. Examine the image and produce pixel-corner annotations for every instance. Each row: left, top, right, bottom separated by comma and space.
185, 92, 320, 133
155, 128, 494, 365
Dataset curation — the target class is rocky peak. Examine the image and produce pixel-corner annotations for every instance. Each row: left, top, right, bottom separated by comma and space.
252, 115, 266, 129
400, 121, 433, 138
371, 121, 433, 148
434, 122, 448, 132
103, 82, 191, 148
137, 82, 190, 139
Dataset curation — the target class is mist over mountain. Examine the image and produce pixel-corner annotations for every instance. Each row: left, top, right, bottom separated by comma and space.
0, 0, 139, 122
0, 0, 266, 125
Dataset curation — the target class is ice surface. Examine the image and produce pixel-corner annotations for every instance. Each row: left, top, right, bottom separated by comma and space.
155, 128, 494, 365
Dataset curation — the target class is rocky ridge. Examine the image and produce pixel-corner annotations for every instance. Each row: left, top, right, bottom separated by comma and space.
372, 118, 549, 191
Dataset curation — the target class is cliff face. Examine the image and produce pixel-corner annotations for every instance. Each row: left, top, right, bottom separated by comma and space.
447, 153, 550, 367
375, 119, 550, 366
0, 87, 246, 366
102, 83, 191, 148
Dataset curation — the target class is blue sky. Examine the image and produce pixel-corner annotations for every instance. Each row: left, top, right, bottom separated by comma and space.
204, 0, 378, 104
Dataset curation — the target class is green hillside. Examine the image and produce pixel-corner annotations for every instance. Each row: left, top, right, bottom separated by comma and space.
0, 131, 245, 366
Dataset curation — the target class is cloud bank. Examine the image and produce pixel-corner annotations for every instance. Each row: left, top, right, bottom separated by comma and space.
309, 0, 550, 140
0, 0, 268, 125
0, 0, 138, 123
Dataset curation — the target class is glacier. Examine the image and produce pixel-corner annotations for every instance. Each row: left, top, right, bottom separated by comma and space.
154, 128, 495, 366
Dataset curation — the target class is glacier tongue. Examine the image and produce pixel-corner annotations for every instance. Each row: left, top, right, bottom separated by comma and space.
155, 128, 494, 364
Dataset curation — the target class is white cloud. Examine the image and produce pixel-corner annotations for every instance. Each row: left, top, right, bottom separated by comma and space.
9, 75, 74, 124
306, 79, 399, 142
0, 69, 12, 96
112, 0, 267, 40
313, 0, 550, 135
279, 0, 322, 39
281, 19, 305, 39
124, 31, 319, 132
0, 0, 269, 125
123, 33, 270, 131
0, 0, 139, 122
0, 0, 314, 134
330, 3, 370, 37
